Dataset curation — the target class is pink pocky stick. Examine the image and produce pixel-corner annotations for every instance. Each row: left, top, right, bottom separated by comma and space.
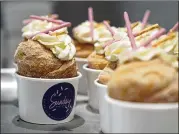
141, 28, 166, 47
103, 20, 115, 36
133, 10, 151, 37
124, 12, 137, 50
169, 22, 178, 33
23, 14, 60, 25
141, 10, 151, 29
29, 22, 71, 39
30, 15, 64, 24
88, 7, 94, 41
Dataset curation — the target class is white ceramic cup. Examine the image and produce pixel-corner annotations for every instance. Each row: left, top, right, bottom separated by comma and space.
75, 57, 88, 95
105, 94, 178, 133
15, 72, 82, 124
83, 64, 102, 111
94, 79, 109, 133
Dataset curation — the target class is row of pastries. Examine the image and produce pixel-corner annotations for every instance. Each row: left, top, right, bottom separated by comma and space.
13, 7, 178, 133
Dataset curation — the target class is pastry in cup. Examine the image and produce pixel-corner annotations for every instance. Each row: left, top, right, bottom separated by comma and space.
97, 23, 162, 85
14, 15, 82, 124
72, 7, 111, 94
95, 26, 166, 132
83, 20, 125, 110
73, 7, 119, 95
108, 47, 178, 103
104, 12, 178, 133
84, 27, 132, 110
84, 10, 157, 111
106, 48, 178, 133
72, 20, 117, 93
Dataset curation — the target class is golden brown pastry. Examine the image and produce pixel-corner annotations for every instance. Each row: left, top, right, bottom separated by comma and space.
74, 40, 94, 58
98, 61, 118, 85
15, 40, 77, 79
108, 59, 178, 103
87, 51, 109, 70
145, 74, 178, 103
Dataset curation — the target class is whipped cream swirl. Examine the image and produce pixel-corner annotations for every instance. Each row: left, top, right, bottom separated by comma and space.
94, 30, 131, 55
73, 21, 119, 44
33, 33, 76, 61
22, 18, 67, 39
73, 21, 98, 43
118, 47, 178, 69
94, 23, 157, 61
22, 16, 75, 61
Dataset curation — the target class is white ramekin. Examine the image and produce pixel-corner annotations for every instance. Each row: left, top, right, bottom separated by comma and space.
75, 57, 88, 95
94, 79, 109, 133
15, 72, 82, 124
83, 64, 102, 111
105, 94, 178, 133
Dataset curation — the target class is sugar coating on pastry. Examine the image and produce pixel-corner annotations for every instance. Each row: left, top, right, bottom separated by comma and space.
15, 40, 77, 78
108, 59, 178, 103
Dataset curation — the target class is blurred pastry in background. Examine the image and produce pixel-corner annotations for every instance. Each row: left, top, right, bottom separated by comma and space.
88, 10, 154, 71
108, 49, 178, 103
97, 22, 163, 85
152, 22, 178, 55
15, 15, 77, 78
88, 21, 129, 70
72, 7, 119, 58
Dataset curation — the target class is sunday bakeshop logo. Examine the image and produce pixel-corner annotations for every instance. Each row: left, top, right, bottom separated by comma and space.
42, 82, 75, 121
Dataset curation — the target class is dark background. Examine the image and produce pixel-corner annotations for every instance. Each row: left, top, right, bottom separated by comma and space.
53, 1, 178, 32
1, 1, 178, 68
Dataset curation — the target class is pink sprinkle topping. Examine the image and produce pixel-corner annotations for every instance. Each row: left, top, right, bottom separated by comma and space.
29, 22, 71, 39
142, 28, 166, 47
30, 15, 64, 24
141, 10, 151, 29
88, 7, 94, 41
103, 21, 115, 36
170, 22, 178, 33
124, 12, 137, 50
103, 39, 121, 48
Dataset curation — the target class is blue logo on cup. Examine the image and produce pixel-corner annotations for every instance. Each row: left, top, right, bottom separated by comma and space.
42, 82, 75, 121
